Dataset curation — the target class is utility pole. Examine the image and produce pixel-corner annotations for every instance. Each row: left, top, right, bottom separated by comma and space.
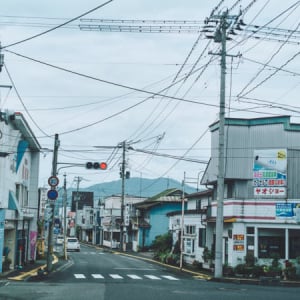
179, 172, 186, 270
120, 141, 126, 251
63, 174, 67, 260
207, 10, 241, 279
74, 176, 82, 238
47, 133, 59, 272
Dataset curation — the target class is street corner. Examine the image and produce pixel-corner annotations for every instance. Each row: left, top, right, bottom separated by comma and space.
7, 265, 45, 282
6, 254, 62, 281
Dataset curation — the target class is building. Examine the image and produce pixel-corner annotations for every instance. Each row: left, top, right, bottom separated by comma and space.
100, 195, 146, 250
71, 191, 94, 240
202, 115, 300, 268
133, 188, 186, 251
168, 189, 211, 265
0, 111, 40, 272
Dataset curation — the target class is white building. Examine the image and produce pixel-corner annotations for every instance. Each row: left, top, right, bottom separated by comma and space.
202, 116, 300, 268
0, 111, 40, 272
168, 189, 211, 266
100, 195, 146, 250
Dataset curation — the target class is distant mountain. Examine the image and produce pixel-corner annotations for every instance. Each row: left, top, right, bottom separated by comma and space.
67, 177, 198, 201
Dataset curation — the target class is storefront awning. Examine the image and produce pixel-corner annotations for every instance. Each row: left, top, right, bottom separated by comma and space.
8, 190, 23, 217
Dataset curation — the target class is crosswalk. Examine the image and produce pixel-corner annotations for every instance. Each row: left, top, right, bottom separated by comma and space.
74, 273, 179, 281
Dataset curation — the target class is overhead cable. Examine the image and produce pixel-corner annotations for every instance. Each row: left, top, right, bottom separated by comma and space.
1, 0, 113, 49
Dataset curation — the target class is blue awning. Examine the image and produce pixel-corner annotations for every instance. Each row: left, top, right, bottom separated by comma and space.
8, 191, 22, 216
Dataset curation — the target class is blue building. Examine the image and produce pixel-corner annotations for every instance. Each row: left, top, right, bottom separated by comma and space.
132, 188, 187, 251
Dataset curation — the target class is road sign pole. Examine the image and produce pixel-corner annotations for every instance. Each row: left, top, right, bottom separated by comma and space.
47, 134, 60, 273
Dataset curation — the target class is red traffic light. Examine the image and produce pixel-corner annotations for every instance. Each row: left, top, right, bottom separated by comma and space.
99, 162, 107, 170
86, 162, 107, 170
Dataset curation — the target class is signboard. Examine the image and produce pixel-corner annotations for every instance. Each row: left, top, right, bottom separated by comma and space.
276, 203, 300, 222
253, 149, 287, 197
233, 234, 244, 252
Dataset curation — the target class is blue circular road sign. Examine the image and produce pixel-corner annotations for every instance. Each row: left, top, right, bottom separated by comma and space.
47, 189, 58, 200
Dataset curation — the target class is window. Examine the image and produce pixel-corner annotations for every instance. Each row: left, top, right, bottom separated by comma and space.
104, 231, 110, 241
185, 225, 195, 235
246, 227, 255, 256
198, 228, 206, 247
289, 229, 300, 258
258, 228, 285, 259
185, 238, 195, 254
196, 199, 201, 210
247, 227, 254, 235
15, 184, 28, 207
226, 181, 234, 198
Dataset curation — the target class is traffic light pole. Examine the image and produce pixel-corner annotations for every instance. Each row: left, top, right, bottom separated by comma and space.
47, 133, 59, 273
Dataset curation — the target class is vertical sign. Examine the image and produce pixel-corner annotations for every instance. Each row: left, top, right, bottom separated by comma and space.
0, 209, 5, 273
253, 149, 287, 197
233, 234, 244, 251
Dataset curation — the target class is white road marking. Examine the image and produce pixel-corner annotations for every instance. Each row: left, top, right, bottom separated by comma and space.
74, 274, 86, 279
161, 275, 179, 280
144, 275, 161, 280
73, 273, 180, 281
109, 274, 124, 279
127, 274, 142, 279
92, 274, 104, 279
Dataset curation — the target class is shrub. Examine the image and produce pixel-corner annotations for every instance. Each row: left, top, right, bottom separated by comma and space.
202, 247, 213, 262
245, 253, 256, 267
151, 232, 173, 263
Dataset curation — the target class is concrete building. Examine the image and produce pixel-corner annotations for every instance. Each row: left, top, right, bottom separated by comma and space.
202, 115, 300, 268
168, 189, 211, 266
0, 111, 40, 272
100, 195, 147, 250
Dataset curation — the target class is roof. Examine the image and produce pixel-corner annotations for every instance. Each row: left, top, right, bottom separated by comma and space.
135, 188, 184, 209
185, 189, 212, 199
147, 188, 184, 202
167, 208, 207, 217
10, 112, 41, 150
210, 115, 300, 133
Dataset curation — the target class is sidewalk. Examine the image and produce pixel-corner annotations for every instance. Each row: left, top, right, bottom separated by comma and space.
0, 254, 70, 282
94, 245, 300, 287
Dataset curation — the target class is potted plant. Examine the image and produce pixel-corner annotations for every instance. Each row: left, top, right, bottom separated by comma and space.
202, 247, 214, 270
283, 260, 296, 280
2, 256, 12, 271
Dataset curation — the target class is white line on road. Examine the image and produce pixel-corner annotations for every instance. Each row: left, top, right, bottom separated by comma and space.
109, 274, 124, 279
92, 274, 104, 279
127, 274, 143, 280
74, 274, 86, 279
115, 268, 156, 271
144, 275, 161, 280
161, 275, 179, 280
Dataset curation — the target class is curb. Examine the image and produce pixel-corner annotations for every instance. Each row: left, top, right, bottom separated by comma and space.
83, 243, 212, 281
7, 255, 61, 281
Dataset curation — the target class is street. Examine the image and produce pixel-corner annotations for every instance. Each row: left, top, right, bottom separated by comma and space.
0, 244, 300, 300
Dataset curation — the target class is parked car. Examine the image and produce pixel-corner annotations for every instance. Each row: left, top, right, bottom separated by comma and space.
56, 235, 64, 245
66, 237, 80, 252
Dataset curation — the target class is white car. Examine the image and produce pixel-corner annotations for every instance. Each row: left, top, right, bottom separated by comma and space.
56, 235, 64, 245
66, 237, 80, 252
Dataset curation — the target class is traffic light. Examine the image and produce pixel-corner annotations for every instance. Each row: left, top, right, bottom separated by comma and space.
86, 162, 107, 170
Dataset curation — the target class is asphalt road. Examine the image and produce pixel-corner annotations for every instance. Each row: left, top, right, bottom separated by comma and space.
0, 244, 300, 300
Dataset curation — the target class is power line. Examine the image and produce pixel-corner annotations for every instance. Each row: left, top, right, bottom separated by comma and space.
1, 0, 113, 49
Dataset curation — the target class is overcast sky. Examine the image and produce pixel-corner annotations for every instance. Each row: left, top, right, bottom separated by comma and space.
0, 0, 300, 192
